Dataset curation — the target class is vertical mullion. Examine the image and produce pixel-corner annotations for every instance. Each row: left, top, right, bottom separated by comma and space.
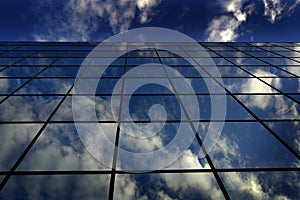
108, 43, 128, 200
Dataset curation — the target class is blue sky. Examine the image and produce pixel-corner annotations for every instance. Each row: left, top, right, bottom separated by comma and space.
0, 0, 300, 42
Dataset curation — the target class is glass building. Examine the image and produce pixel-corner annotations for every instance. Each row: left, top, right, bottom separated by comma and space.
0, 42, 299, 199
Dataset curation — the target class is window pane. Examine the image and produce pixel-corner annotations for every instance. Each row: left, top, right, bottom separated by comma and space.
113, 173, 225, 199
0, 124, 41, 170
220, 172, 300, 200
0, 96, 62, 121
0, 78, 29, 94
0, 175, 110, 199
206, 122, 299, 168
236, 95, 299, 119
16, 78, 74, 94
18, 123, 115, 170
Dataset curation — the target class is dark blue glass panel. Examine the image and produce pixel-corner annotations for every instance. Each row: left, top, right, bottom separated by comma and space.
157, 50, 182, 57
127, 50, 157, 57
180, 95, 253, 120
171, 78, 222, 94
208, 46, 235, 51
260, 46, 288, 51
161, 57, 192, 66
40, 67, 79, 77
186, 51, 219, 57
16, 78, 74, 94
73, 45, 96, 50
260, 57, 300, 65
64, 51, 90, 57
169, 67, 207, 77
246, 51, 282, 57
31, 51, 66, 57
0, 96, 62, 121
89, 51, 127, 57
45, 45, 75, 50
96, 78, 122, 94
123, 80, 173, 94
127, 57, 160, 66
211, 58, 233, 65
0, 46, 19, 50
234, 46, 262, 51
54, 58, 85, 66
0, 51, 37, 57
236, 94, 300, 119
289, 94, 300, 101
1, 66, 44, 77
275, 51, 300, 57
17, 57, 57, 65
17, 123, 114, 170
226, 57, 267, 65
101, 67, 124, 77
220, 172, 300, 200
0, 57, 23, 65
269, 77, 299, 93
0, 175, 110, 199
206, 122, 299, 168
265, 121, 300, 154
121, 95, 182, 121
217, 51, 251, 57
91, 57, 126, 66
17, 46, 46, 50
215, 66, 249, 77
0, 78, 29, 94
126, 66, 165, 77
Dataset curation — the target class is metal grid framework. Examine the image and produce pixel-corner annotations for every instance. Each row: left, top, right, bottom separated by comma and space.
0, 42, 299, 199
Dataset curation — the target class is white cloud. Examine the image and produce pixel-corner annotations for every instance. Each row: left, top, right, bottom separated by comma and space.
236, 69, 300, 121
262, 0, 284, 23
262, 0, 300, 23
205, 16, 242, 42
222, 172, 268, 200
32, 0, 161, 41
156, 191, 172, 200
0, 124, 41, 170
205, 0, 300, 41
160, 150, 224, 199
136, 0, 161, 23
119, 126, 164, 152
205, 0, 254, 42
240, 69, 281, 110
114, 175, 148, 200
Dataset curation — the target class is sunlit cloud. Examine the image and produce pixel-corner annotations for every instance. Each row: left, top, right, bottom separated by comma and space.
136, 0, 161, 23
241, 69, 281, 110
205, 0, 300, 41
114, 175, 148, 200
262, 0, 300, 23
32, 0, 161, 41
236, 69, 299, 121
205, 0, 254, 42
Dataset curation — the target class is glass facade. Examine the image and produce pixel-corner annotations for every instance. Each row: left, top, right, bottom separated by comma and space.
0, 42, 299, 199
